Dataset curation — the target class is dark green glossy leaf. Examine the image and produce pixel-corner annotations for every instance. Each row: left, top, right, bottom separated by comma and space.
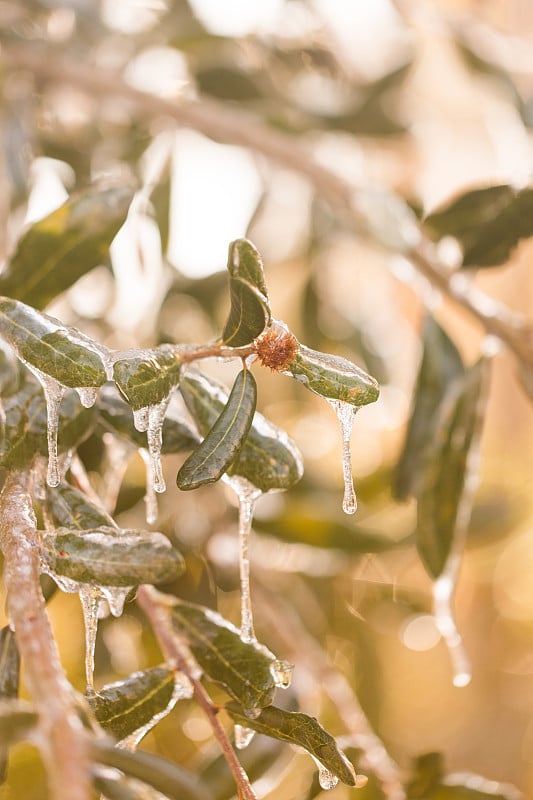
45, 482, 116, 531
196, 65, 263, 102
40, 527, 185, 587
177, 369, 256, 490
0, 187, 133, 308
89, 666, 175, 741
180, 373, 303, 492
91, 740, 210, 800
417, 359, 488, 578
0, 377, 95, 470
394, 317, 464, 501
113, 348, 181, 410
0, 700, 37, 747
0, 298, 106, 388
225, 702, 356, 787
221, 239, 271, 346
288, 345, 379, 406
424, 185, 533, 267
170, 600, 275, 711
97, 384, 199, 454
0, 628, 21, 783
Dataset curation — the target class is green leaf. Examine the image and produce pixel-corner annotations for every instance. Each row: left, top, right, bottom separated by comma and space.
40, 527, 185, 587
92, 774, 145, 800
0, 298, 106, 388
0, 700, 37, 748
0, 628, 21, 783
88, 666, 175, 741
424, 185, 533, 267
416, 359, 488, 578
407, 753, 519, 799
221, 239, 271, 346
113, 348, 181, 410
0, 377, 96, 470
225, 702, 356, 787
97, 385, 199, 454
287, 345, 379, 406
45, 482, 117, 531
180, 373, 303, 492
0, 187, 133, 308
177, 369, 256, 490
169, 600, 275, 711
394, 317, 464, 501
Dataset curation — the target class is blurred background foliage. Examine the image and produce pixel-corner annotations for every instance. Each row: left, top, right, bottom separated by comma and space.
1, 0, 533, 798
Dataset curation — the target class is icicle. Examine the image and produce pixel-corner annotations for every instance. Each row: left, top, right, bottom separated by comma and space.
146, 397, 170, 494
119, 672, 193, 751
79, 585, 102, 691
270, 659, 294, 689
311, 756, 339, 791
432, 564, 471, 688
101, 433, 132, 513
234, 724, 255, 750
328, 399, 358, 515
99, 585, 133, 618
140, 449, 159, 524
24, 364, 65, 487
225, 476, 262, 643
76, 387, 99, 408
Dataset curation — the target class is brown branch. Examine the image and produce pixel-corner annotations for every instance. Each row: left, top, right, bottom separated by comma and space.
136, 585, 257, 800
0, 472, 91, 800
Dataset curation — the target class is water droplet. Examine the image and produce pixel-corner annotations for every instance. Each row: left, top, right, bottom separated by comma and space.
243, 706, 262, 720
79, 585, 102, 690
355, 774, 369, 789
328, 399, 358, 515
23, 364, 65, 487
433, 573, 471, 688
270, 659, 294, 689
234, 724, 255, 750
76, 387, 99, 408
99, 585, 133, 618
317, 763, 339, 791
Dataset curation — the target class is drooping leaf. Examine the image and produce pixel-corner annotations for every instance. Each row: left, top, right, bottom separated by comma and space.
113, 348, 181, 410
88, 666, 175, 741
416, 359, 488, 578
0, 628, 21, 782
0, 298, 106, 388
394, 317, 464, 501
180, 373, 303, 492
169, 600, 275, 711
0, 187, 133, 308
287, 344, 379, 406
221, 239, 271, 346
40, 527, 185, 587
225, 702, 356, 787
0, 377, 96, 470
97, 384, 199, 454
0, 700, 37, 748
177, 369, 257, 490
45, 482, 117, 531
424, 184, 533, 267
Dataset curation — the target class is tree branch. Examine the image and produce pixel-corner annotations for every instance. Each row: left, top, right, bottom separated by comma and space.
0, 472, 91, 800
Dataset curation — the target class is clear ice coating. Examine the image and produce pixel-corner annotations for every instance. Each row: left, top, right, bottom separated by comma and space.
23, 364, 66, 487
76, 387, 99, 408
99, 585, 133, 618
140, 449, 159, 524
119, 672, 193, 751
311, 757, 339, 791
328, 399, 358, 515
433, 570, 472, 688
79, 585, 102, 690
270, 659, 294, 689
234, 724, 256, 750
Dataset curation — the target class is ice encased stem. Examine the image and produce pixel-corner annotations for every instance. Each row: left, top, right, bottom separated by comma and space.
328, 399, 358, 515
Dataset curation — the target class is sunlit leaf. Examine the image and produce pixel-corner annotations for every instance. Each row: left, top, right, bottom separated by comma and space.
0, 187, 133, 308
113, 348, 181, 410
40, 527, 185, 587
221, 239, 271, 346
45, 482, 116, 531
89, 666, 175, 741
170, 600, 276, 711
225, 702, 356, 787
288, 344, 379, 406
0, 298, 106, 388
177, 369, 256, 490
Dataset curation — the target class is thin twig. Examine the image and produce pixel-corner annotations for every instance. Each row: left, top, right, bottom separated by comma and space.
0, 472, 91, 800
136, 585, 257, 800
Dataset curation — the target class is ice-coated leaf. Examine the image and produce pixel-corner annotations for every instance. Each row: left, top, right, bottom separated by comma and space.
225, 702, 356, 787
221, 239, 271, 346
0, 628, 21, 782
0, 187, 133, 308
177, 369, 257, 490
45, 482, 116, 531
417, 360, 487, 578
394, 317, 464, 501
170, 600, 276, 710
287, 345, 379, 407
424, 184, 533, 267
40, 527, 185, 587
0, 700, 37, 747
0, 377, 95, 470
113, 348, 181, 410
0, 298, 106, 388
0, 344, 22, 397
97, 384, 199, 454
180, 373, 303, 492
88, 666, 175, 741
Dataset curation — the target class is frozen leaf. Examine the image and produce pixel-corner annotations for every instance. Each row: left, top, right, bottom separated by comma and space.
287, 345, 379, 407
113, 348, 181, 411
177, 369, 256, 490
45, 482, 116, 531
0, 298, 106, 388
221, 239, 271, 346
88, 666, 175, 741
225, 702, 356, 787
0, 187, 133, 308
170, 600, 276, 710
40, 527, 185, 587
